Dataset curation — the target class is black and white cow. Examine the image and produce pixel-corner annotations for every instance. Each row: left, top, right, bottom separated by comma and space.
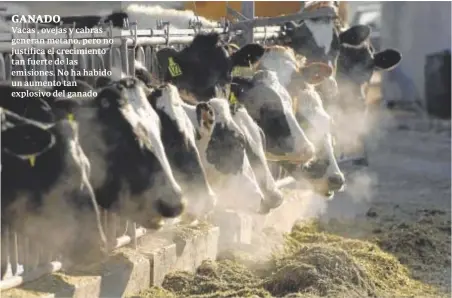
63, 77, 191, 228
331, 25, 402, 165
97, 69, 218, 220
181, 97, 267, 213
277, 2, 368, 104
156, 32, 265, 102
230, 70, 316, 166
228, 103, 285, 213
146, 83, 217, 219
0, 106, 107, 276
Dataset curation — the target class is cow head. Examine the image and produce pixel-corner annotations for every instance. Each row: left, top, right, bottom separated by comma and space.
80, 77, 186, 228
230, 105, 285, 214
231, 70, 316, 166
279, 17, 340, 68
290, 87, 346, 198
156, 32, 265, 102
336, 25, 402, 103
147, 83, 217, 218
254, 46, 333, 95
196, 97, 265, 211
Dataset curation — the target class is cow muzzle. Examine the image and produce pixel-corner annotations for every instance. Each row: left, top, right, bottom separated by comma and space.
154, 189, 186, 218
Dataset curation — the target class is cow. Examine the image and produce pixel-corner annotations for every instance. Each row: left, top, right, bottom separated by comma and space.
230, 70, 316, 168
230, 45, 346, 197
277, 2, 373, 107
228, 102, 285, 213
0, 107, 107, 277
181, 97, 266, 213
331, 25, 402, 166
155, 32, 265, 102
146, 83, 217, 220
96, 68, 218, 221
0, 79, 186, 230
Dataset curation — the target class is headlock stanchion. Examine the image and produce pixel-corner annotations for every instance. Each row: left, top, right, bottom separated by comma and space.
0, 7, 333, 291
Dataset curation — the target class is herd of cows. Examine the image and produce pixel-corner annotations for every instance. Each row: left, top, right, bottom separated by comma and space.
0, 3, 402, 278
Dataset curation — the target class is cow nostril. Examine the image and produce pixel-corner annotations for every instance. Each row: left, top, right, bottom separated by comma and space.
328, 174, 345, 189
266, 189, 284, 210
155, 198, 185, 218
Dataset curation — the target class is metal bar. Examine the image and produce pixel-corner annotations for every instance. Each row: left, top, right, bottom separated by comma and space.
241, 1, 255, 44
227, 6, 249, 21
275, 176, 297, 189
230, 7, 337, 30
113, 227, 146, 250
0, 261, 62, 291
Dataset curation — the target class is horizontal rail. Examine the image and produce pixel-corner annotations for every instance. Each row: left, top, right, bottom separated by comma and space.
0, 261, 62, 291
0, 25, 282, 43
230, 7, 337, 30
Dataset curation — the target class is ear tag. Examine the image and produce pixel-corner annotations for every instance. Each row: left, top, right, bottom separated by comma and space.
168, 57, 182, 77
28, 155, 36, 167
232, 67, 241, 76
229, 92, 238, 105
67, 113, 74, 123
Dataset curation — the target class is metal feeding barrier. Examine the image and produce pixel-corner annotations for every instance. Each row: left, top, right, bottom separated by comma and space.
0, 6, 334, 291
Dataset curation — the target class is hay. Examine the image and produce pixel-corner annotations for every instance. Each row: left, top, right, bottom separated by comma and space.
161, 259, 272, 298
133, 202, 451, 298
268, 220, 438, 297
131, 286, 176, 298
135, 217, 446, 298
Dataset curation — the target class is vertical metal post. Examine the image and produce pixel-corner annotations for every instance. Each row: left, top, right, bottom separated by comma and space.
241, 1, 255, 44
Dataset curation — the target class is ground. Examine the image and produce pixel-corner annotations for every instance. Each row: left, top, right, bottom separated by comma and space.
324, 107, 451, 293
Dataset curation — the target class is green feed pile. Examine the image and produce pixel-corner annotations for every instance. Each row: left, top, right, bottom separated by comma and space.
133, 207, 450, 298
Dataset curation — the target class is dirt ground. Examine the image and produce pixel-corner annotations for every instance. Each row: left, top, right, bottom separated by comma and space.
322, 106, 451, 293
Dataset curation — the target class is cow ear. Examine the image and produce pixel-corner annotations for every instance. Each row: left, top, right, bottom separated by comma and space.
339, 25, 371, 46
156, 47, 179, 79
231, 43, 265, 67
2, 123, 55, 157
373, 49, 402, 71
302, 62, 333, 85
283, 21, 297, 35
